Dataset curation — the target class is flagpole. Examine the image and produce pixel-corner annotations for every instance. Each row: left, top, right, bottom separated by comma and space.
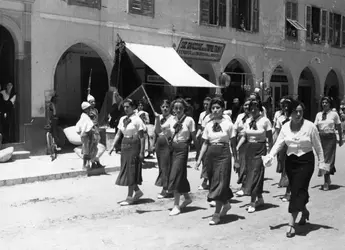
87, 68, 92, 96
141, 84, 155, 113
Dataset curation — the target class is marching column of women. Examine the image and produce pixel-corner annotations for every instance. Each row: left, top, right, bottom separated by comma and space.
109, 94, 342, 237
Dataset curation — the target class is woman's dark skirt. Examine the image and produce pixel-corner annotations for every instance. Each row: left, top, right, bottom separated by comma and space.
318, 133, 337, 176
155, 135, 171, 189
115, 137, 142, 186
237, 141, 248, 184
204, 144, 233, 203
168, 142, 190, 193
286, 151, 314, 213
277, 145, 289, 187
242, 142, 266, 196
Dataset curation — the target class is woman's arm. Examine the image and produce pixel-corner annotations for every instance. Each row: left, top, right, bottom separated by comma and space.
196, 141, 208, 169
269, 128, 286, 157
230, 137, 238, 161
310, 125, 325, 164
109, 129, 123, 155
266, 130, 273, 152
336, 124, 343, 146
138, 130, 145, 161
236, 135, 246, 151
154, 113, 162, 134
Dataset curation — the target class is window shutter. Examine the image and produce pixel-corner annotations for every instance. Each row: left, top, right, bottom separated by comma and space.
329, 12, 334, 45
232, 0, 239, 28
291, 2, 297, 20
286, 2, 292, 19
342, 16, 345, 47
219, 0, 227, 27
306, 5, 312, 40
200, 0, 210, 25
320, 10, 327, 42
129, 0, 154, 17
252, 0, 259, 32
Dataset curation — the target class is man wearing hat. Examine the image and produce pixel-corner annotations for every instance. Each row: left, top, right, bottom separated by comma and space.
87, 94, 104, 168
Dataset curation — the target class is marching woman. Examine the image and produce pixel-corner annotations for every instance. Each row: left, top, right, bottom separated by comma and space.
314, 96, 343, 191
236, 99, 273, 213
196, 97, 237, 225
154, 99, 174, 199
267, 99, 325, 238
110, 99, 145, 206
233, 99, 251, 196
155, 98, 199, 216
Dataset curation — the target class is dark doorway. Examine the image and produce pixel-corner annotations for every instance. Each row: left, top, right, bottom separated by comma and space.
298, 86, 312, 120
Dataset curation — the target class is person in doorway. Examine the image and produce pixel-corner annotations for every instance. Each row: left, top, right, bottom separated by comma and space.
110, 98, 145, 206
76, 102, 99, 170
236, 99, 273, 213
231, 98, 241, 123
47, 93, 61, 151
0, 82, 16, 143
272, 98, 286, 137
87, 94, 104, 168
267, 100, 325, 238
109, 90, 124, 153
196, 97, 237, 225
196, 97, 212, 191
314, 96, 343, 191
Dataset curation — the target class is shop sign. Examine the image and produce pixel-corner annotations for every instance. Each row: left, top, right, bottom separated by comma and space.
66, 0, 101, 9
177, 38, 225, 61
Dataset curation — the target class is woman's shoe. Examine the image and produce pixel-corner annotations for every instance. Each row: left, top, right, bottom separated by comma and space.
323, 183, 329, 191
120, 197, 134, 206
298, 210, 310, 225
209, 213, 221, 225
247, 205, 256, 213
169, 206, 181, 216
236, 190, 244, 197
286, 225, 295, 238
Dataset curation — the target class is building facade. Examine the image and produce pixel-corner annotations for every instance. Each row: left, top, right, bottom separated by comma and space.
1, 0, 345, 152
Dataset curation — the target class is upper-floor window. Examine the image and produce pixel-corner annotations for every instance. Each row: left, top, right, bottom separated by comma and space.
306, 6, 327, 44
230, 0, 259, 33
285, 1, 306, 40
128, 0, 155, 17
66, 0, 101, 9
200, 0, 227, 27
328, 13, 341, 47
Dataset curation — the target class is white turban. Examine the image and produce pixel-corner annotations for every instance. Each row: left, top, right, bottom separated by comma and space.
81, 102, 91, 110
87, 94, 95, 102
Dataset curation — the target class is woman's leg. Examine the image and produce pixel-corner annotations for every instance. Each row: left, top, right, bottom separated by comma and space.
287, 212, 298, 235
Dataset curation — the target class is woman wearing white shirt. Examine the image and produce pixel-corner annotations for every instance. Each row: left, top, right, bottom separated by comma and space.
314, 96, 343, 191
236, 99, 273, 213
154, 100, 174, 199
155, 98, 199, 216
196, 97, 238, 225
268, 100, 325, 238
111, 99, 145, 206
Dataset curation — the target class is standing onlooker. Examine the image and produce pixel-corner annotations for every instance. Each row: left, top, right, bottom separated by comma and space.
110, 99, 145, 206
196, 97, 212, 190
340, 100, 345, 140
267, 99, 325, 238
249, 92, 267, 117
154, 99, 174, 199
0, 82, 16, 143
196, 97, 237, 225
155, 98, 199, 216
231, 98, 241, 123
236, 99, 273, 213
314, 96, 343, 191
137, 100, 151, 158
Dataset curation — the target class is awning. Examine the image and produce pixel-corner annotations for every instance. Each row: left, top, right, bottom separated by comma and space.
286, 18, 307, 31
125, 43, 219, 88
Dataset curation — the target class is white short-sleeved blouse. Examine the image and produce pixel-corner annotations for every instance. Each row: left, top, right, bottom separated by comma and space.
155, 114, 174, 137
168, 116, 195, 142
244, 115, 272, 143
202, 118, 235, 143
314, 110, 341, 134
117, 113, 145, 137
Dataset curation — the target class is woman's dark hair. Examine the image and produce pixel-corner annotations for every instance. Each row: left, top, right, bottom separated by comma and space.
204, 96, 212, 102
281, 96, 294, 116
320, 96, 334, 109
250, 92, 262, 102
123, 98, 135, 107
291, 99, 306, 112
171, 98, 189, 111
208, 97, 225, 113
160, 99, 171, 107
249, 99, 263, 112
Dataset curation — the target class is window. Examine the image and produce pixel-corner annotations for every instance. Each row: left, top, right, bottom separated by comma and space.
200, 0, 227, 27
342, 16, 345, 47
306, 6, 324, 44
285, 1, 306, 40
320, 10, 327, 42
230, 0, 259, 32
328, 13, 341, 46
66, 0, 101, 9
128, 0, 154, 17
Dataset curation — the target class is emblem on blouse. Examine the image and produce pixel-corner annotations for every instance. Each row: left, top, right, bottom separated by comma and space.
123, 116, 132, 128
212, 122, 222, 132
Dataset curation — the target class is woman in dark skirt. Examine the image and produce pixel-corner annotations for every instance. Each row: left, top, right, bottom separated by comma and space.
196, 97, 237, 225
236, 99, 273, 213
154, 99, 175, 199
233, 99, 251, 196
268, 100, 326, 238
110, 99, 145, 206
314, 96, 343, 191
155, 98, 199, 216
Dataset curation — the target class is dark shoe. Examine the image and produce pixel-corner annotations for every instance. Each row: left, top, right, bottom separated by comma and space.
286, 225, 295, 238
96, 162, 105, 168
298, 209, 310, 225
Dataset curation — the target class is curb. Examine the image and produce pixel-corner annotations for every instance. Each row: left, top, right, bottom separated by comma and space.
0, 157, 196, 187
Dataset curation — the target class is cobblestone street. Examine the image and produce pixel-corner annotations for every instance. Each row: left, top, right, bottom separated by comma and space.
0, 147, 344, 250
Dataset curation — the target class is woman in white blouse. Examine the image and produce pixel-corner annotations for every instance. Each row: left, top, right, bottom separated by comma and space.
196, 97, 237, 225
155, 98, 199, 216
233, 99, 251, 196
110, 99, 145, 206
236, 99, 273, 214
267, 100, 325, 238
314, 96, 343, 191
154, 99, 174, 199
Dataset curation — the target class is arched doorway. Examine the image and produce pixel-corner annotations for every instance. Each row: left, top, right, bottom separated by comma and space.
54, 43, 108, 126
298, 67, 317, 120
223, 59, 254, 108
324, 70, 340, 109
0, 25, 16, 143
269, 65, 293, 113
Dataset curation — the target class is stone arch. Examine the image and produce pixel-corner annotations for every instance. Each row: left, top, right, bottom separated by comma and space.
324, 69, 344, 109
0, 15, 24, 58
224, 56, 254, 75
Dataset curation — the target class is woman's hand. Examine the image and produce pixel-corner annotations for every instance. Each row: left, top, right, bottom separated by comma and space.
139, 152, 144, 162
154, 112, 160, 118
195, 160, 202, 170
339, 139, 343, 147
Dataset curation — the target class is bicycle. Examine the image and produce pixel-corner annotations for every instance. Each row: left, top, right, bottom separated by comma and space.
44, 124, 58, 161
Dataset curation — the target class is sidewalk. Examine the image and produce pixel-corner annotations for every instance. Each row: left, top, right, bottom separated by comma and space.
0, 151, 197, 187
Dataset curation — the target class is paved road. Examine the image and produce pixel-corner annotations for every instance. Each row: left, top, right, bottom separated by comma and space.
1, 148, 345, 250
